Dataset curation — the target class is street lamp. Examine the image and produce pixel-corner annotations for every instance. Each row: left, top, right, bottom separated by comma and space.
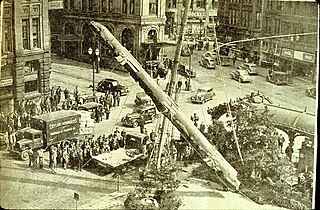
289, 35, 299, 84
188, 42, 195, 91
88, 47, 100, 95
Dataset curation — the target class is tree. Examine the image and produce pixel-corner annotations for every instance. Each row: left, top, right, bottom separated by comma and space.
207, 102, 295, 181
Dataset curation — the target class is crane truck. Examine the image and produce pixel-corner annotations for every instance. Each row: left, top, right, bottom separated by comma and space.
89, 21, 240, 190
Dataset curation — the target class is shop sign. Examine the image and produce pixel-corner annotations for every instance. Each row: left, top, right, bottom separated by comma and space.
49, 0, 64, 10
0, 78, 13, 87
303, 53, 315, 63
293, 51, 304, 61
24, 73, 38, 81
282, 48, 293, 58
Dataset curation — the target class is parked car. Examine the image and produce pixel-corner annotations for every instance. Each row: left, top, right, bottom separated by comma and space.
96, 78, 129, 95
134, 92, 153, 106
266, 71, 288, 85
230, 70, 251, 83
191, 86, 215, 104
121, 105, 158, 128
202, 51, 217, 60
305, 87, 316, 99
178, 64, 196, 78
238, 63, 258, 75
199, 57, 216, 69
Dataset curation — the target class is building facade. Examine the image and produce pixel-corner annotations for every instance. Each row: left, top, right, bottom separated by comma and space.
217, 0, 318, 81
0, 0, 51, 114
165, 0, 218, 40
49, 0, 166, 69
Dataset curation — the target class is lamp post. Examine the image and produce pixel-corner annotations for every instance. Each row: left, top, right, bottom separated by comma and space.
289, 35, 299, 84
88, 47, 100, 95
199, 15, 203, 39
188, 42, 195, 91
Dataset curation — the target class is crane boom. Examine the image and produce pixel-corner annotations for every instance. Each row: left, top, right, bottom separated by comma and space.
89, 21, 240, 190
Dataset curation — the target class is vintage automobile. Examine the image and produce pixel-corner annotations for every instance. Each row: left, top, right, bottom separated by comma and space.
96, 78, 129, 95
121, 105, 158, 128
230, 69, 251, 83
199, 57, 216, 69
266, 71, 289, 85
134, 92, 153, 106
238, 63, 258, 75
78, 102, 103, 119
191, 86, 215, 104
305, 87, 316, 99
202, 51, 217, 60
178, 64, 196, 78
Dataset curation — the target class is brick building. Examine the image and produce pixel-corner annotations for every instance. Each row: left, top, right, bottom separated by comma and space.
0, 0, 51, 114
49, 0, 166, 69
217, 0, 318, 81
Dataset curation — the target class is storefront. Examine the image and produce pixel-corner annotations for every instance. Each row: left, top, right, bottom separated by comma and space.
280, 48, 316, 81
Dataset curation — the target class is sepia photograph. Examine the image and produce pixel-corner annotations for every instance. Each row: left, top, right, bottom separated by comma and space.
0, 0, 318, 209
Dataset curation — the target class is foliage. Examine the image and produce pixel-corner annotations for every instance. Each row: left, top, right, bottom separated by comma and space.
124, 165, 182, 210
205, 102, 312, 209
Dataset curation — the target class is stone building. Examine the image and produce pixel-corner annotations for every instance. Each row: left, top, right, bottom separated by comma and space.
0, 0, 51, 114
217, 0, 318, 81
49, 0, 166, 69
165, 0, 218, 40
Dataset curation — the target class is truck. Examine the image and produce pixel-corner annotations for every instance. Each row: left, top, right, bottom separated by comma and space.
13, 110, 81, 160
89, 21, 240, 190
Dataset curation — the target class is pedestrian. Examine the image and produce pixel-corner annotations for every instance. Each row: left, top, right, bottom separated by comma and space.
177, 80, 182, 93
156, 75, 160, 85
285, 143, 294, 161
116, 92, 120, 106
232, 53, 237, 66
62, 145, 69, 169
32, 149, 39, 169
105, 104, 110, 120
138, 117, 145, 134
191, 113, 199, 127
27, 147, 33, 168
56, 86, 62, 104
37, 148, 45, 169
112, 92, 117, 107
76, 146, 83, 172
199, 122, 206, 134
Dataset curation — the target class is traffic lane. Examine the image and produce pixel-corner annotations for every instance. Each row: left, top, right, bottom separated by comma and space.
192, 63, 316, 113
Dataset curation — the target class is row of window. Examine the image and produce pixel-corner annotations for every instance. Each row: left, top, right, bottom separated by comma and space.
228, 10, 254, 28
64, 0, 161, 15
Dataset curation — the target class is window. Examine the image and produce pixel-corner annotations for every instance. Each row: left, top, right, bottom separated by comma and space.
3, 20, 12, 53
25, 80, 38, 93
149, 0, 158, 15
88, 0, 94, 11
255, 12, 261, 29
109, 0, 113, 12
82, 0, 87, 11
70, 0, 75, 9
275, 18, 280, 34
102, 0, 107, 13
130, 0, 134, 14
32, 18, 41, 48
24, 60, 40, 73
122, 0, 127, 14
22, 19, 30, 50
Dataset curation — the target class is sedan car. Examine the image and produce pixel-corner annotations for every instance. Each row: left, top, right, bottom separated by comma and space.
96, 78, 129, 95
202, 51, 217, 60
199, 57, 216, 69
238, 63, 258, 75
230, 70, 251, 83
191, 86, 215, 104
305, 87, 316, 99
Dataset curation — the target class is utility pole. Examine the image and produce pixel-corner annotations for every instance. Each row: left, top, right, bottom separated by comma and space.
156, 0, 192, 169
204, 0, 210, 37
0, 1, 3, 78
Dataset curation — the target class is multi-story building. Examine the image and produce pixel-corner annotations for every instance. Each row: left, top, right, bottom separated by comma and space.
0, 0, 51, 114
49, 0, 166, 69
260, 0, 317, 81
165, 0, 218, 40
217, 0, 318, 81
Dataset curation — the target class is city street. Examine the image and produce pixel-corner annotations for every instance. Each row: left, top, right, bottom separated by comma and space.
1, 50, 311, 209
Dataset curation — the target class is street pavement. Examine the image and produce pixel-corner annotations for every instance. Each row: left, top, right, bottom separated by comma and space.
0, 52, 314, 209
